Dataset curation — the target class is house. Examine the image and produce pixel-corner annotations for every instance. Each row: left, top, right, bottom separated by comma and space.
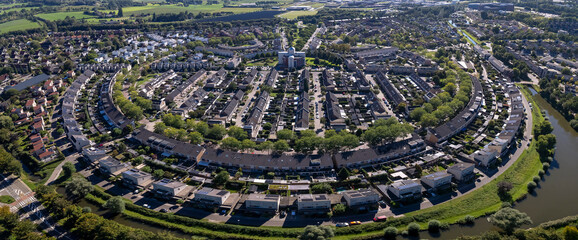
82, 147, 108, 163
421, 171, 452, 192
193, 187, 231, 205
342, 189, 380, 207
447, 162, 475, 182
245, 194, 280, 212
25, 99, 36, 110
297, 194, 331, 214
121, 169, 153, 190
387, 180, 422, 201
98, 157, 130, 176
472, 147, 498, 167
325, 92, 346, 131
294, 93, 310, 131
152, 179, 188, 198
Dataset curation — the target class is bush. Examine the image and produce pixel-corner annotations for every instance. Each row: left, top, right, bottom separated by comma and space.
464, 215, 475, 224
384, 226, 398, 239
542, 162, 550, 170
532, 176, 540, 183
407, 222, 420, 235
428, 220, 441, 232
527, 182, 537, 191
538, 170, 545, 177
333, 204, 347, 215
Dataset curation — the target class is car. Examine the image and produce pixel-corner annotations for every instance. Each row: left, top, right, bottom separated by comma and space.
134, 190, 139, 194
378, 200, 387, 207
336, 222, 349, 227
349, 221, 361, 225
143, 204, 150, 209
160, 209, 168, 213
280, 211, 286, 218
373, 216, 387, 222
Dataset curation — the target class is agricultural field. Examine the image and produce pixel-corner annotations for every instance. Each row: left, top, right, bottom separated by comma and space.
36, 11, 94, 21
277, 10, 318, 19
0, 19, 42, 33
106, 4, 262, 16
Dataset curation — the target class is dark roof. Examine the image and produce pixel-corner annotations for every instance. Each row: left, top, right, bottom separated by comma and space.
5, 74, 50, 92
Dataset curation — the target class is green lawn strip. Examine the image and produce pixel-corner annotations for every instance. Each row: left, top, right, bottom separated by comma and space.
0, 195, 15, 204
461, 29, 482, 45
86, 190, 300, 239
35, 11, 94, 21
277, 10, 318, 19
334, 87, 544, 240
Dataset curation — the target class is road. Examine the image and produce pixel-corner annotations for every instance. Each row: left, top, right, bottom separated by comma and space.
365, 74, 396, 117
44, 152, 79, 186
301, 26, 322, 51
234, 72, 264, 127
310, 71, 324, 137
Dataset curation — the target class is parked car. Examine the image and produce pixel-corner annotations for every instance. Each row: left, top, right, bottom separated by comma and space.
373, 216, 387, 222
349, 221, 361, 225
336, 222, 349, 227
143, 204, 150, 209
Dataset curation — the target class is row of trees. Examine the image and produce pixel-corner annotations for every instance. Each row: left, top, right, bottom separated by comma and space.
539, 78, 578, 131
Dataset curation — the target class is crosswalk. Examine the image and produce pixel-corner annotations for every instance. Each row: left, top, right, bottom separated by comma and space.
10, 193, 36, 213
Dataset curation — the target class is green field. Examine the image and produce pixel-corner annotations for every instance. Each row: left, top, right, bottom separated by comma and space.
36, 11, 94, 21
277, 10, 318, 19
114, 4, 261, 15
0, 195, 15, 204
0, 19, 42, 33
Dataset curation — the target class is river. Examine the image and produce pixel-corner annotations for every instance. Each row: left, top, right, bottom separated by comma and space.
419, 88, 578, 239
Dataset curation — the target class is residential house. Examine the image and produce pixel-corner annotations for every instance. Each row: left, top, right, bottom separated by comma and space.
297, 194, 331, 214
447, 162, 475, 182
245, 194, 281, 213
342, 189, 380, 207
387, 180, 422, 201
420, 171, 452, 192
193, 187, 231, 205
122, 169, 153, 190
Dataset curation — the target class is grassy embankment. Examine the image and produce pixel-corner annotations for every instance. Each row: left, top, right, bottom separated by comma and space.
333, 85, 544, 240
278, 10, 318, 19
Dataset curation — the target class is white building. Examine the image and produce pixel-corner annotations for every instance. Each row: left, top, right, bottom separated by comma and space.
472, 147, 498, 166
245, 194, 280, 212
297, 194, 331, 213
193, 187, 230, 205
98, 157, 130, 176
342, 189, 380, 207
122, 169, 153, 189
82, 147, 107, 163
152, 179, 187, 198
421, 171, 452, 191
387, 180, 422, 201
447, 162, 475, 182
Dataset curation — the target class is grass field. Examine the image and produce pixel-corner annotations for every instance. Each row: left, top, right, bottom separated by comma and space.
0, 19, 42, 33
105, 4, 262, 15
277, 10, 318, 19
36, 11, 94, 21
0, 195, 15, 204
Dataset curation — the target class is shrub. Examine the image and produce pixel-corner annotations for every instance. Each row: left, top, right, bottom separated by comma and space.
384, 226, 398, 239
538, 170, 545, 177
527, 182, 537, 191
464, 215, 475, 224
542, 162, 550, 170
532, 176, 540, 183
501, 202, 512, 208
428, 220, 441, 232
407, 222, 420, 235
401, 230, 408, 236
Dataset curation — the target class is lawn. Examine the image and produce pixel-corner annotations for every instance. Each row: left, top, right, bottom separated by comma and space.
306, 57, 339, 68
114, 3, 260, 15
0, 195, 15, 204
277, 10, 318, 19
334, 86, 544, 240
36, 11, 95, 21
0, 19, 42, 34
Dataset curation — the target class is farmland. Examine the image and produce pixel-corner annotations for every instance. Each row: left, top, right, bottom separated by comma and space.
36, 11, 94, 21
277, 10, 318, 19
0, 19, 41, 33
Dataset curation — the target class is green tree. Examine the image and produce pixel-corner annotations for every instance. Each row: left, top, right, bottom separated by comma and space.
153, 169, 165, 179
384, 226, 398, 239
563, 226, 578, 240
332, 203, 346, 215
276, 129, 295, 141
338, 167, 350, 180
188, 132, 204, 144
274, 140, 290, 153
241, 139, 256, 152
228, 126, 248, 140
213, 170, 229, 186
311, 183, 332, 194
221, 137, 241, 151
65, 176, 94, 199
117, 7, 123, 17
207, 124, 227, 140
259, 141, 274, 154
62, 162, 76, 178
407, 222, 420, 235
489, 207, 532, 234
103, 196, 125, 214
299, 225, 334, 240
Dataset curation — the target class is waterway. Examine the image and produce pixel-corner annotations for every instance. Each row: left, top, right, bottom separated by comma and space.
421, 88, 578, 239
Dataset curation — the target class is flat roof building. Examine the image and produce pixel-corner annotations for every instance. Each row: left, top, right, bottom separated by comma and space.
297, 194, 331, 213
193, 187, 231, 205
152, 179, 188, 198
122, 169, 153, 189
387, 180, 422, 201
447, 162, 475, 182
342, 189, 380, 207
245, 194, 280, 212
421, 171, 452, 191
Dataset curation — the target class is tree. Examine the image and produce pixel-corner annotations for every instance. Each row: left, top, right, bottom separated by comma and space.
407, 222, 420, 235
276, 129, 295, 141
213, 170, 229, 186
228, 126, 248, 140
0, 147, 22, 176
259, 141, 274, 154
534, 120, 553, 137
497, 181, 513, 198
207, 124, 227, 140
311, 183, 332, 194
103, 196, 125, 214
188, 132, 204, 144
65, 176, 94, 199
240, 139, 256, 152
153, 169, 165, 179
221, 137, 241, 151
428, 220, 441, 232
489, 207, 532, 234
414, 164, 423, 178
299, 225, 334, 240
384, 226, 398, 239
338, 167, 350, 180
410, 107, 427, 121
117, 7, 123, 17
0, 116, 14, 129
332, 203, 346, 215
563, 226, 578, 240
62, 162, 76, 178
274, 140, 290, 153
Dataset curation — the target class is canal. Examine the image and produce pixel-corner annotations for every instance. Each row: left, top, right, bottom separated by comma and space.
422, 88, 578, 239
